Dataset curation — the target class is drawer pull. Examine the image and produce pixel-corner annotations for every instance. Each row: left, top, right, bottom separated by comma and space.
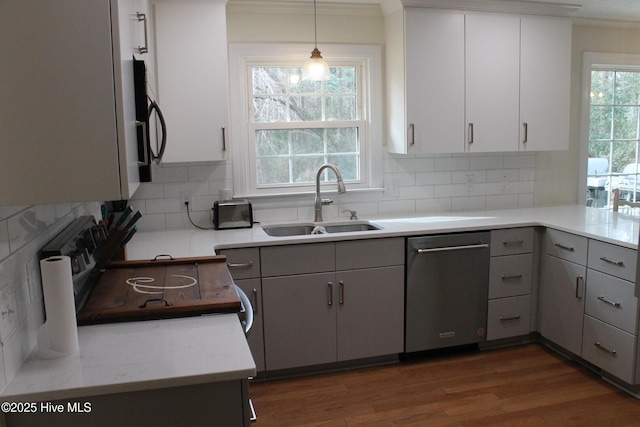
575, 275, 584, 299
328, 282, 333, 306
252, 288, 258, 314
501, 274, 523, 281
597, 295, 621, 308
227, 261, 253, 269
502, 239, 524, 246
594, 341, 617, 355
599, 256, 624, 267
554, 243, 575, 252
500, 314, 521, 322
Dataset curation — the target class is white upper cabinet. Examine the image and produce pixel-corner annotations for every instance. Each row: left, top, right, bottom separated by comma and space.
154, 1, 229, 163
0, 0, 146, 206
465, 13, 521, 153
519, 16, 572, 151
384, 2, 572, 154
387, 7, 465, 154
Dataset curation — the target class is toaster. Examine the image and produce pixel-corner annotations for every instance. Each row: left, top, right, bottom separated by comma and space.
213, 199, 253, 230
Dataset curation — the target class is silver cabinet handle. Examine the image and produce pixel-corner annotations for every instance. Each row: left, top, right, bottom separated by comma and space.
555, 243, 575, 252
522, 122, 528, 144
417, 243, 488, 254
222, 127, 226, 151
227, 261, 253, 269
408, 123, 415, 146
501, 274, 523, 281
328, 282, 333, 306
136, 12, 149, 54
252, 288, 258, 314
594, 341, 617, 355
597, 295, 621, 308
339, 281, 344, 305
468, 123, 474, 144
600, 256, 624, 266
500, 314, 521, 322
575, 275, 584, 299
502, 239, 524, 246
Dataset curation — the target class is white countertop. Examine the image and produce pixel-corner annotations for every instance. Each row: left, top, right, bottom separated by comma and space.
1, 315, 256, 402
125, 205, 640, 260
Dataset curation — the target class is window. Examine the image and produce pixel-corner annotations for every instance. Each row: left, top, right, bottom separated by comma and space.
580, 54, 640, 208
229, 44, 382, 197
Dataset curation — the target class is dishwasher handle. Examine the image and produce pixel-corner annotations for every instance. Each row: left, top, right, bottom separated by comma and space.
416, 243, 489, 254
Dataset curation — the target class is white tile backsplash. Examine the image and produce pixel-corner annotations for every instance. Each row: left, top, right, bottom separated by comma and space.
132, 152, 538, 230
0, 201, 100, 392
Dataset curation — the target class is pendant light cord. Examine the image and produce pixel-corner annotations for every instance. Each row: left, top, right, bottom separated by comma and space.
313, 0, 318, 49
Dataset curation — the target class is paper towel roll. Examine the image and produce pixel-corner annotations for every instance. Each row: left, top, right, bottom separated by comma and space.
38, 256, 79, 358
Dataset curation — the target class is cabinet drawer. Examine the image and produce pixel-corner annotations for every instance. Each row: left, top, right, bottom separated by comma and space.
490, 227, 534, 256
487, 295, 531, 341
545, 229, 588, 265
217, 248, 260, 280
261, 243, 335, 277
582, 315, 637, 384
489, 253, 533, 299
336, 238, 404, 271
587, 240, 637, 283
585, 269, 638, 334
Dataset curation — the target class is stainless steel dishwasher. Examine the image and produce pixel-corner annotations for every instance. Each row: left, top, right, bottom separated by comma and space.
405, 232, 490, 353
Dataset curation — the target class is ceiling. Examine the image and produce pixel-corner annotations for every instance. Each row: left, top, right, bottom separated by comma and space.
258, 0, 640, 22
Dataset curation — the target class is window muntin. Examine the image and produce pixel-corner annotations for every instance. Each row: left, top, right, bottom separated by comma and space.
249, 65, 363, 189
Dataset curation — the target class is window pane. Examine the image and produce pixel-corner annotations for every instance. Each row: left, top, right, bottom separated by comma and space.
615, 72, 640, 105
326, 67, 356, 94
254, 96, 288, 122
611, 140, 637, 174
253, 67, 286, 95
327, 128, 358, 153
292, 156, 325, 183
325, 95, 357, 120
327, 155, 359, 180
256, 130, 289, 156
257, 157, 289, 185
291, 129, 323, 155
589, 106, 612, 140
613, 106, 639, 139
291, 96, 322, 121
591, 71, 614, 105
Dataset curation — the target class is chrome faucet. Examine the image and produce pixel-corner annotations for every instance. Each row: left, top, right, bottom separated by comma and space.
314, 163, 346, 222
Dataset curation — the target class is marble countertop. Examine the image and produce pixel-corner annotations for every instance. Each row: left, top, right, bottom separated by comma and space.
1, 315, 256, 402
125, 205, 640, 261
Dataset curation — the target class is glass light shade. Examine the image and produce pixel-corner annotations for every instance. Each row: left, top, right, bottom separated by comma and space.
302, 48, 330, 81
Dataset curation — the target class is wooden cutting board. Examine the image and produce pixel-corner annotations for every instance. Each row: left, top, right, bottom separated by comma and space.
77, 255, 240, 325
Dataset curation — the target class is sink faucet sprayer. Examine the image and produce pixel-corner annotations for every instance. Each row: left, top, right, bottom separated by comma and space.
314, 163, 346, 222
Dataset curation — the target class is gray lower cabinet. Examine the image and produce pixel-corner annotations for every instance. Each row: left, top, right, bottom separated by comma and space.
539, 230, 588, 356
218, 248, 265, 373
261, 238, 404, 371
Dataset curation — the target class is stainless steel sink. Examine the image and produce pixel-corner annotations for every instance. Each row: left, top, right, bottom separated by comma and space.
262, 221, 382, 237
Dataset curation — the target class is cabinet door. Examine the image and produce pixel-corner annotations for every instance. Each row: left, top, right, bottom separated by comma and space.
539, 255, 586, 355
262, 273, 336, 371
0, 0, 132, 205
519, 17, 571, 151
465, 13, 520, 152
405, 9, 465, 154
155, 2, 228, 162
235, 278, 265, 373
336, 266, 404, 361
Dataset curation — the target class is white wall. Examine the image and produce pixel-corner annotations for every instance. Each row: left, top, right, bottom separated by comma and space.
129, 3, 640, 231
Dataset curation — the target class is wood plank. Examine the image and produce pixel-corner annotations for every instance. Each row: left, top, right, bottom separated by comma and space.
250, 344, 640, 426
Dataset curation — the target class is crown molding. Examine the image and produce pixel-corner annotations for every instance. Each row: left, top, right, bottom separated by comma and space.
381, 0, 580, 17
227, 1, 383, 16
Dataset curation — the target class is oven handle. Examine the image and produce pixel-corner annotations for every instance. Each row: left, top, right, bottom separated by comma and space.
417, 243, 489, 254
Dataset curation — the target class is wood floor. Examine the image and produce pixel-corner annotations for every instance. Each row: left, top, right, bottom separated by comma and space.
250, 343, 640, 426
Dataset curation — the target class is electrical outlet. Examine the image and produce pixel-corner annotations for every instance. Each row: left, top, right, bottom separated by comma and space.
181, 192, 192, 209
220, 189, 233, 201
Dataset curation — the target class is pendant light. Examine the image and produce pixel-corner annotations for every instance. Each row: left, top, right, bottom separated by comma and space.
302, 0, 330, 81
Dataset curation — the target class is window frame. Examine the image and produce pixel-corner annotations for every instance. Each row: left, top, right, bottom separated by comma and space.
579, 52, 640, 207
228, 43, 383, 198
